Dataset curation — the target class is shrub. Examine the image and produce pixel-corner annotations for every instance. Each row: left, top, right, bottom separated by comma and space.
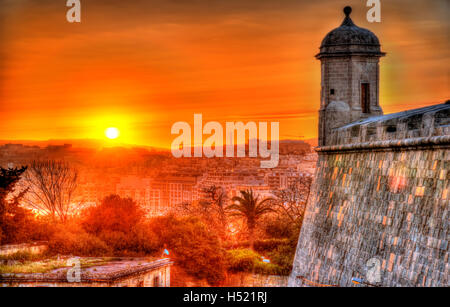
263, 216, 301, 239
98, 225, 159, 255
253, 238, 289, 253
0, 251, 44, 262
226, 249, 260, 272
226, 248, 285, 275
29, 218, 57, 242
127, 224, 159, 254
78, 195, 160, 256
265, 235, 299, 275
253, 261, 284, 275
223, 239, 288, 252
98, 230, 128, 252
222, 241, 250, 250
149, 215, 227, 285
48, 223, 110, 256
83, 195, 143, 235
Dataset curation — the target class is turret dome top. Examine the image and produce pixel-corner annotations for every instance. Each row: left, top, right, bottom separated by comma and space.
316, 6, 385, 59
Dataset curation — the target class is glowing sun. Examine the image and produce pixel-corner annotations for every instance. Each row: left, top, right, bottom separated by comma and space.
105, 127, 120, 139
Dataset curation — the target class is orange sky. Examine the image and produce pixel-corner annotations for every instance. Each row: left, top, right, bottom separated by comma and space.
0, 0, 448, 148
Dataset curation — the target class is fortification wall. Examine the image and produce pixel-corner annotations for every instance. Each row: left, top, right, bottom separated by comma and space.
328, 103, 450, 146
289, 141, 449, 287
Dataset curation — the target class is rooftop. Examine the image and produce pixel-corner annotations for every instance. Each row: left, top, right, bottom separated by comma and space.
317, 6, 385, 58
338, 102, 450, 130
323, 101, 450, 148
0, 257, 172, 283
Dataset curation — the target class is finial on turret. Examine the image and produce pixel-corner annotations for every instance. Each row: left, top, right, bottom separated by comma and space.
341, 6, 354, 26
343, 6, 352, 17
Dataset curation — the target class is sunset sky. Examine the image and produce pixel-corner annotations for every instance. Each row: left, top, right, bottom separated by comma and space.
0, 0, 448, 148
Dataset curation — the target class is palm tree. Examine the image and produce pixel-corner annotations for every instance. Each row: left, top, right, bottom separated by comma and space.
227, 189, 274, 249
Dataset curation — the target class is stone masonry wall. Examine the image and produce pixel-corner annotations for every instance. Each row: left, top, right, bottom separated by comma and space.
289, 145, 449, 287
328, 103, 450, 146
0, 242, 47, 257
2, 265, 171, 287
319, 56, 384, 146
1, 259, 172, 287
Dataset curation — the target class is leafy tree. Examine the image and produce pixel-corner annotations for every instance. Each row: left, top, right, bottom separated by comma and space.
48, 222, 111, 256
80, 194, 157, 255
176, 185, 229, 241
227, 189, 274, 250
83, 194, 143, 235
202, 185, 228, 227
0, 167, 27, 202
149, 215, 226, 285
0, 166, 34, 244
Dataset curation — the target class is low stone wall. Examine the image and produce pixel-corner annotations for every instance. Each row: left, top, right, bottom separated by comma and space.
328, 103, 450, 146
1, 258, 172, 287
0, 242, 48, 257
2, 265, 170, 287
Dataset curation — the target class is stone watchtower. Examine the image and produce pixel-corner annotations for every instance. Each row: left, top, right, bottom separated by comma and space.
317, 6, 385, 146
290, 6, 449, 288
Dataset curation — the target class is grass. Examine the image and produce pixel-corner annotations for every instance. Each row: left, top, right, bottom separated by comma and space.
0, 256, 114, 274
0, 251, 45, 262
0, 258, 68, 274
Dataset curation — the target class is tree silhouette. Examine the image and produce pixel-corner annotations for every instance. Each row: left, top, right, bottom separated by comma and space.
22, 160, 78, 222
201, 185, 228, 240
227, 189, 274, 249
173, 185, 229, 241
271, 175, 313, 224
0, 166, 29, 244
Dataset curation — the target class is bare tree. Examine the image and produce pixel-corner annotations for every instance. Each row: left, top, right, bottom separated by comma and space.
22, 160, 78, 222
172, 185, 230, 241
271, 175, 313, 224
202, 186, 227, 224
201, 185, 229, 239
